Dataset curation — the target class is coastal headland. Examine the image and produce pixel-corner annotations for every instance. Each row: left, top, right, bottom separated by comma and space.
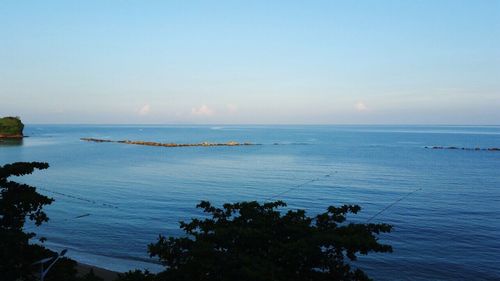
81, 138, 257, 147
0, 116, 24, 138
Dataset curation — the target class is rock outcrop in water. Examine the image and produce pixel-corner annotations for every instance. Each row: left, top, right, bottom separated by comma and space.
81, 138, 256, 147
0, 116, 24, 139
425, 146, 500, 152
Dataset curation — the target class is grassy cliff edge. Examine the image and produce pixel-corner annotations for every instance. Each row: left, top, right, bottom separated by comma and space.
0, 116, 24, 138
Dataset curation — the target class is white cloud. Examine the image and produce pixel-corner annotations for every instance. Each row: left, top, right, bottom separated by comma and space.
138, 104, 151, 115
191, 104, 215, 116
355, 102, 368, 112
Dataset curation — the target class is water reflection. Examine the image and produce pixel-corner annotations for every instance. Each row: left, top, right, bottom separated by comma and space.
0, 138, 23, 146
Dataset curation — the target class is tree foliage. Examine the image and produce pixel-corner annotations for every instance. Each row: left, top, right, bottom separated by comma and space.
0, 162, 79, 281
1, 162, 53, 280
0, 116, 24, 136
147, 201, 392, 281
115, 270, 156, 281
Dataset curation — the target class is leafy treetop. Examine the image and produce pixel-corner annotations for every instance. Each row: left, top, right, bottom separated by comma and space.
146, 200, 392, 281
0, 162, 87, 281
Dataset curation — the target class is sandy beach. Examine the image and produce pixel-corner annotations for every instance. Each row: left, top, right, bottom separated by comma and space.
76, 262, 119, 281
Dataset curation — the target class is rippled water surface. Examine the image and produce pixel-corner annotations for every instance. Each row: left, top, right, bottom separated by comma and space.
1, 125, 499, 280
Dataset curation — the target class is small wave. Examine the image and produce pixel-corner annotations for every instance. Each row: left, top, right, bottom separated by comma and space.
272, 142, 311, 146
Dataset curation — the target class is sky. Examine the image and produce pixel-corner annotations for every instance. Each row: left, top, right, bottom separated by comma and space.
0, 0, 499, 124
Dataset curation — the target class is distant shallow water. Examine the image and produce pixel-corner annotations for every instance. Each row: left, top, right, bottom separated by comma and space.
1, 125, 499, 280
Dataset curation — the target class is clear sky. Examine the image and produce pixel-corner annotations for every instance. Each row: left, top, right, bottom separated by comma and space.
1, 0, 499, 124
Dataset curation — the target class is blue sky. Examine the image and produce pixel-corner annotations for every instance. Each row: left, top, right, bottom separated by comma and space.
1, 0, 499, 124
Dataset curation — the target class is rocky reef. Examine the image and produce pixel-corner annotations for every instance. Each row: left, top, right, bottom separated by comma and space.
425, 146, 500, 152
81, 138, 256, 147
0, 116, 24, 138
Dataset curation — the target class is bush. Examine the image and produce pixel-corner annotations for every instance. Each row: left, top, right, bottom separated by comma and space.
116, 270, 156, 281
147, 201, 392, 281
0, 162, 79, 281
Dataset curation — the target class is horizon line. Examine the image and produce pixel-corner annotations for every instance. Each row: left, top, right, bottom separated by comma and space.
24, 123, 500, 127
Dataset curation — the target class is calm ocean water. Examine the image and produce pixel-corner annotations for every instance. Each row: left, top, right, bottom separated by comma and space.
1, 125, 499, 280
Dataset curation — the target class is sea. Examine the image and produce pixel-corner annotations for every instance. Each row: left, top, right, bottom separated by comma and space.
1, 125, 499, 280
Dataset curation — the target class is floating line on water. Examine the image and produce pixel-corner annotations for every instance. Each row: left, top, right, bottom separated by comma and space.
62, 213, 91, 221
264, 170, 337, 201
366, 187, 422, 222
37, 187, 119, 209
74, 213, 91, 219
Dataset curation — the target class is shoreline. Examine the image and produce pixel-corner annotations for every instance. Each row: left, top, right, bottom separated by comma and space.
76, 262, 120, 281
0, 134, 23, 139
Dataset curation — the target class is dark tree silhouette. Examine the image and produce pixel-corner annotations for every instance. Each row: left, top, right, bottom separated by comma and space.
146, 200, 392, 281
115, 270, 156, 281
0, 162, 79, 281
1, 162, 52, 280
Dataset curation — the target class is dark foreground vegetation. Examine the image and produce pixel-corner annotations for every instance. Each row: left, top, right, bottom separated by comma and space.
1, 162, 392, 281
